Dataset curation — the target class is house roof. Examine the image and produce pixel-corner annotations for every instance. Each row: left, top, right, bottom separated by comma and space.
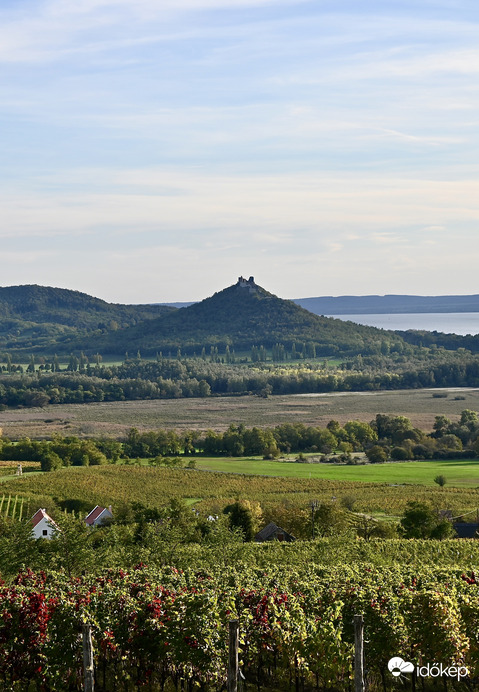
439, 509, 454, 520
255, 522, 280, 541
85, 505, 106, 525
254, 522, 295, 542
454, 522, 479, 538
30, 508, 58, 529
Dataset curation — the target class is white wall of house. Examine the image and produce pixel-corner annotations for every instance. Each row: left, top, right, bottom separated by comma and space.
31, 515, 57, 539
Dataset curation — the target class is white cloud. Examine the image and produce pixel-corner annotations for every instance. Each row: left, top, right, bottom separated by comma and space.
1, 1, 479, 299
369, 233, 403, 245
378, 129, 463, 146
2, 168, 479, 242
0, 0, 311, 63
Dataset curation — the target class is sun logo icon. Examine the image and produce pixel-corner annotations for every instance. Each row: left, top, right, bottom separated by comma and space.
388, 657, 415, 677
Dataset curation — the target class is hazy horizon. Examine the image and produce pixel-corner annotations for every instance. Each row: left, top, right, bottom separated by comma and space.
5, 280, 479, 306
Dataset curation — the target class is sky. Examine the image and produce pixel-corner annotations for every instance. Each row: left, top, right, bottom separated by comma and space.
1, 0, 478, 303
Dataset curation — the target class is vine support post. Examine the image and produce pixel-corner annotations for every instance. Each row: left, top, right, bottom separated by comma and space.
82, 623, 95, 692
354, 614, 365, 692
310, 500, 319, 539
228, 619, 239, 692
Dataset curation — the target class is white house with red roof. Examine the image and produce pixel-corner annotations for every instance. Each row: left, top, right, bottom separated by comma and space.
85, 505, 113, 527
30, 509, 59, 539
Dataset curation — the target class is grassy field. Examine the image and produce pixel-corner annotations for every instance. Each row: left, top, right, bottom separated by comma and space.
2, 458, 479, 519
194, 456, 479, 486
1, 387, 478, 439
1, 455, 478, 487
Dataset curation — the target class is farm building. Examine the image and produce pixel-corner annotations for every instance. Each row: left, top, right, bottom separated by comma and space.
85, 505, 113, 527
254, 522, 295, 543
30, 509, 59, 539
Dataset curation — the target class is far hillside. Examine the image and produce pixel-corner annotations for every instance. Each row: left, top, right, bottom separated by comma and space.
3, 279, 479, 358
0, 284, 174, 353
294, 293, 479, 315
72, 276, 409, 357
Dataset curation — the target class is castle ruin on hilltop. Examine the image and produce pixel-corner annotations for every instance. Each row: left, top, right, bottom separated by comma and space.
236, 276, 257, 292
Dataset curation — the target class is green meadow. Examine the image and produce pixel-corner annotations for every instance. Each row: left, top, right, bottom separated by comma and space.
2, 457, 479, 522
2, 456, 479, 488
194, 456, 479, 486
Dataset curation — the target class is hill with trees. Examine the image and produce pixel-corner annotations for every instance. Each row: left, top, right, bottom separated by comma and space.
0, 284, 174, 353
73, 276, 408, 357
4, 279, 479, 360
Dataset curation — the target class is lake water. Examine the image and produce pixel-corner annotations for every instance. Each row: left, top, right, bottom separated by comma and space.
327, 312, 479, 335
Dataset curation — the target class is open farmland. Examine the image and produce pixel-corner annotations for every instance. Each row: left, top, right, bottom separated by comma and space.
193, 456, 479, 487
1, 387, 479, 439
2, 462, 479, 518
2, 455, 479, 487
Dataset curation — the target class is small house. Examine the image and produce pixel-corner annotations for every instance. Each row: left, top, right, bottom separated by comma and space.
30, 508, 59, 539
254, 522, 296, 543
85, 505, 113, 527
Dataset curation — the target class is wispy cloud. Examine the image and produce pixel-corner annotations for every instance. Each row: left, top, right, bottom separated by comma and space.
1, 1, 479, 299
369, 233, 404, 245
378, 129, 463, 146
0, 250, 58, 264
2, 169, 478, 240
0, 0, 311, 63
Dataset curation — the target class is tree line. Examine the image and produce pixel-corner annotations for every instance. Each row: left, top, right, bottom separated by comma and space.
3, 411, 479, 470
2, 350, 479, 408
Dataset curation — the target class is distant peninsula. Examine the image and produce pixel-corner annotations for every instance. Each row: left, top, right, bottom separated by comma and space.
292, 294, 479, 315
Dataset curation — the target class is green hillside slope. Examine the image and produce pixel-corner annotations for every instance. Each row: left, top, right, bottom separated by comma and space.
78, 277, 406, 356
0, 285, 174, 352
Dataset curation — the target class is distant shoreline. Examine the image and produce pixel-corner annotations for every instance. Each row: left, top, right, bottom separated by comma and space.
158, 294, 479, 315
293, 294, 479, 315
324, 312, 479, 336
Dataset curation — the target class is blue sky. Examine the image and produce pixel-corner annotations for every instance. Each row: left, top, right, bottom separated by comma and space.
1, 0, 478, 302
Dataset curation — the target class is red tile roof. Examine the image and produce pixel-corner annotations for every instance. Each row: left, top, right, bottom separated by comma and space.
30, 508, 59, 530
85, 505, 105, 525
31, 508, 50, 528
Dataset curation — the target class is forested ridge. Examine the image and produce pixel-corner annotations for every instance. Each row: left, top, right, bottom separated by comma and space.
0, 284, 174, 354
4, 280, 479, 364
399, 328, 479, 352
0, 281, 410, 357
3, 281, 479, 361
2, 281, 479, 409
80, 282, 410, 357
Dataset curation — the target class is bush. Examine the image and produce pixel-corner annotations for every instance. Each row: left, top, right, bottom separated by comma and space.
390, 446, 410, 461
39, 451, 63, 472
400, 501, 453, 539
365, 445, 388, 463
